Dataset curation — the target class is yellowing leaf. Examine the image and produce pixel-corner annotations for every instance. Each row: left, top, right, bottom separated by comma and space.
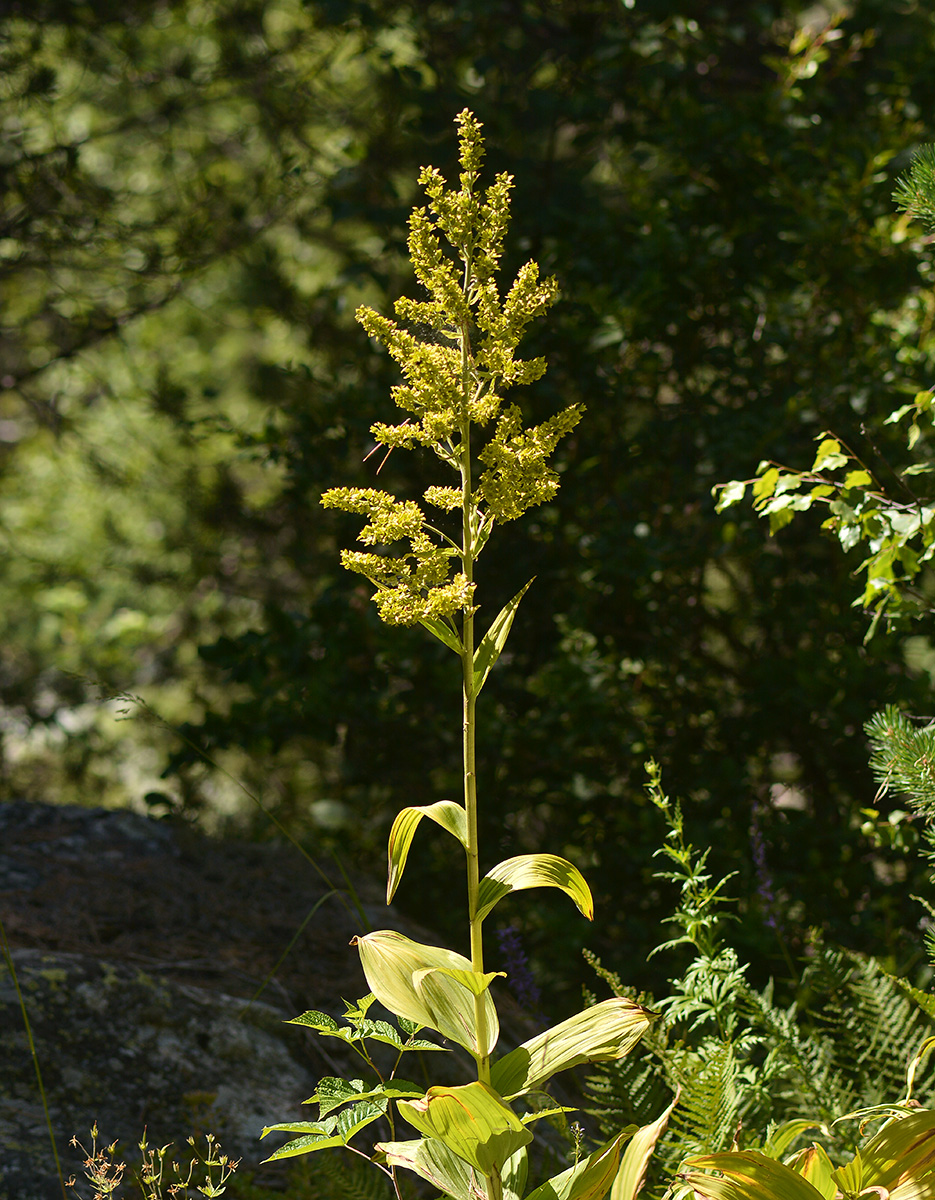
682, 1150, 827, 1200
353, 930, 497, 1055
610, 1090, 678, 1200
526, 1129, 635, 1200
397, 1081, 531, 1175
843, 469, 872, 489
414, 966, 500, 1057
859, 1109, 935, 1191
473, 579, 534, 696
387, 801, 467, 903
786, 1145, 836, 1200
378, 1137, 484, 1200
418, 966, 506, 995
491, 998, 655, 1098
476, 853, 593, 924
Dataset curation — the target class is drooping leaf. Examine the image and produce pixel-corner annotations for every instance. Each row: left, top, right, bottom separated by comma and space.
387, 800, 468, 903
525, 1129, 635, 1200
398, 1081, 531, 1174
682, 1151, 827, 1200
414, 965, 500, 1057
418, 615, 464, 653
476, 854, 594, 924
377, 1138, 485, 1200
610, 1089, 678, 1200
491, 998, 655, 1098
421, 966, 506, 995
472, 579, 534, 696
353, 930, 496, 1055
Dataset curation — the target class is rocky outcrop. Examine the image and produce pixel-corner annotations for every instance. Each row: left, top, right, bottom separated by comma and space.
0, 801, 390, 1200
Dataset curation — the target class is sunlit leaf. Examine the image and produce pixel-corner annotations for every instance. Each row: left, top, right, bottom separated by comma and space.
377, 1137, 484, 1200
472, 579, 534, 696
398, 1081, 531, 1174
418, 615, 464, 653
610, 1089, 678, 1200
354, 930, 496, 1055
387, 801, 468, 903
682, 1150, 826, 1200
476, 853, 593, 924
525, 1129, 635, 1200
491, 997, 655, 1098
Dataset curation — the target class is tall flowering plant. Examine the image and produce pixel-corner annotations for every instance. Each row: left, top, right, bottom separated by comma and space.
262, 111, 669, 1200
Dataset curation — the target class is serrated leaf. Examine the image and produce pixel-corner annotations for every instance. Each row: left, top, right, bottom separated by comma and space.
387, 801, 468, 903
476, 853, 593, 924
418, 615, 464, 653
526, 1129, 635, 1200
682, 1151, 826, 1200
472, 579, 534, 696
261, 1130, 346, 1162
610, 1090, 678, 1200
377, 1137, 484, 1200
354, 930, 497, 1056
398, 1081, 531, 1174
491, 998, 655, 1098
305, 1077, 368, 1117
286, 1010, 350, 1038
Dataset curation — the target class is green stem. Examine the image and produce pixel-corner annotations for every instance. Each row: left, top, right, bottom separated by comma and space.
459, 275, 490, 1086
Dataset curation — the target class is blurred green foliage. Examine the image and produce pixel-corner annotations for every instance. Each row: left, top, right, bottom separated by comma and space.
5, 0, 935, 1003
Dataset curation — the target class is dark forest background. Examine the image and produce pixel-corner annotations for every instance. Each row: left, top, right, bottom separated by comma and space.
4, 0, 935, 1007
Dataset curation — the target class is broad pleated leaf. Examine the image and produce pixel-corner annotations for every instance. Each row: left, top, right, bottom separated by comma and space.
423, 966, 505, 995
502, 1145, 528, 1200
491, 998, 655, 1098
682, 1151, 827, 1200
859, 1109, 935, 1192
525, 1129, 634, 1200
387, 801, 468, 903
354, 930, 497, 1055
378, 1137, 485, 1200
476, 854, 593, 924
472, 579, 533, 696
414, 966, 500, 1057
398, 1081, 531, 1174
761, 1121, 827, 1162
610, 1089, 678, 1200
786, 1145, 836, 1200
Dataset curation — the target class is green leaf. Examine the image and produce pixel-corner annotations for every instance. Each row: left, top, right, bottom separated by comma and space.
491, 997, 655, 1098
610, 1090, 678, 1200
419, 966, 506, 995
387, 801, 468, 903
843, 469, 872, 489
476, 853, 593, 924
752, 466, 780, 502
682, 1151, 826, 1200
502, 1145, 528, 1200
261, 1101, 385, 1161
304, 1077, 424, 1116
418, 615, 464, 653
354, 930, 497, 1055
714, 479, 747, 512
785, 1145, 836, 1200
761, 1120, 827, 1161
398, 1081, 532, 1174
858, 1109, 935, 1190
812, 438, 848, 472
525, 1129, 635, 1200
377, 1138, 484, 1200
472, 579, 534, 696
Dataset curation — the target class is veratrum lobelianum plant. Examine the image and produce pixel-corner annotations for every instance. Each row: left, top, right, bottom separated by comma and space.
261, 110, 670, 1200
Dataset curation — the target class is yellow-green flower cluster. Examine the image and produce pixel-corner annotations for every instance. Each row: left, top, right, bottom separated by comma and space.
322, 109, 582, 627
